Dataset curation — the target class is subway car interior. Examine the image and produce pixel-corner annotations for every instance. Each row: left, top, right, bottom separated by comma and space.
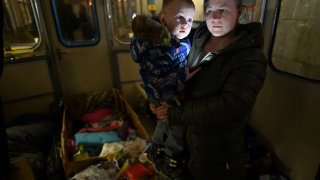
1, 0, 320, 179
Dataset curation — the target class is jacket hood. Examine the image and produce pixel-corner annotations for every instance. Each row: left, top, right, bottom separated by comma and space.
192, 21, 264, 52
131, 15, 171, 46
188, 21, 264, 65
234, 22, 264, 50
130, 15, 172, 63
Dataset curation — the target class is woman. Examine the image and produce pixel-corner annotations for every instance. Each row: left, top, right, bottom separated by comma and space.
149, 0, 267, 179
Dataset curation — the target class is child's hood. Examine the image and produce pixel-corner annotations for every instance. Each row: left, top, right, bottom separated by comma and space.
131, 15, 171, 46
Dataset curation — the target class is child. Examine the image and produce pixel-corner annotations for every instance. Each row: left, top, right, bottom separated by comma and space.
130, 0, 195, 178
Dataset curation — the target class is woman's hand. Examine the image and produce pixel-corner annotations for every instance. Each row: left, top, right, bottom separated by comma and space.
149, 102, 169, 123
185, 67, 201, 81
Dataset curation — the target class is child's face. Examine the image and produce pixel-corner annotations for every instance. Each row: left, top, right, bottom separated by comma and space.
204, 0, 240, 37
160, 1, 195, 39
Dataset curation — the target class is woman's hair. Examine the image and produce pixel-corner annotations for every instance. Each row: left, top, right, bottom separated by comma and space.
162, 0, 195, 10
203, 0, 242, 11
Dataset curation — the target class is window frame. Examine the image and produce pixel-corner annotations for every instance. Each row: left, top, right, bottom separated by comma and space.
106, 0, 140, 45
50, 0, 100, 47
3, 0, 46, 63
267, 0, 320, 83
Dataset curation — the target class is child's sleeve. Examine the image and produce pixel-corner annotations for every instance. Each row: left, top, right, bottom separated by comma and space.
143, 48, 186, 100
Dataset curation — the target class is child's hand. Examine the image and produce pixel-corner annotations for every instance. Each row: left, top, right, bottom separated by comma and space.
185, 67, 201, 81
149, 102, 169, 123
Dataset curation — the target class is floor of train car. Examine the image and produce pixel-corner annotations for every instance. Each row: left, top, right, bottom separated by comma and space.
6, 111, 157, 180
6, 110, 291, 180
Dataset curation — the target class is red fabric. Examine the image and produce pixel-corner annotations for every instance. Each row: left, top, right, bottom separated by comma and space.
81, 108, 112, 123
122, 162, 154, 180
78, 121, 121, 133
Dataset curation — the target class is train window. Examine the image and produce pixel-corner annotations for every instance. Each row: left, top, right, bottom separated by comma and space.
51, 0, 99, 47
107, 0, 141, 44
106, 0, 265, 45
107, 0, 207, 44
269, 0, 320, 82
3, 0, 41, 61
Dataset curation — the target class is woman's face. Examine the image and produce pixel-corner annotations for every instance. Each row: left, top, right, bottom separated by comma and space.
204, 0, 240, 37
160, 1, 195, 39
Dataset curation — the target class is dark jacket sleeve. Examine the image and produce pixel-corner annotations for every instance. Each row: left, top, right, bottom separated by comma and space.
168, 49, 266, 129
